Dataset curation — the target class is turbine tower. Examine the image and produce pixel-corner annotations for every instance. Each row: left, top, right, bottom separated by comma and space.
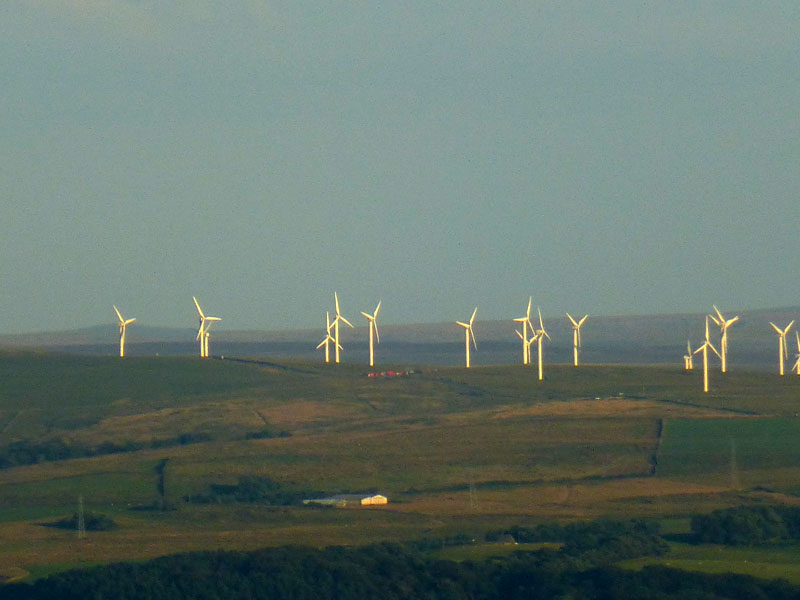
683, 340, 694, 371
315, 311, 338, 363
793, 331, 800, 376
331, 292, 353, 364
193, 297, 221, 358
709, 306, 739, 373
534, 307, 551, 381
769, 320, 795, 376
693, 316, 720, 392
565, 313, 588, 367
516, 329, 537, 366
113, 306, 136, 358
513, 297, 535, 365
361, 301, 381, 367
456, 307, 478, 368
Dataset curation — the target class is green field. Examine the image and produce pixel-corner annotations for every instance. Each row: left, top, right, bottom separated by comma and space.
621, 541, 800, 584
657, 417, 800, 490
1, 350, 800, 579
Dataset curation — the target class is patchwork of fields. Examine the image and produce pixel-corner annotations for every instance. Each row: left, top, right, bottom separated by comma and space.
1, 350, 799, 580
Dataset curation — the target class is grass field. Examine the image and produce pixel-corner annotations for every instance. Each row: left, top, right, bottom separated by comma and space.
621, 541, 800, 584
657, 417, 800, 490
1, 350, 799, 579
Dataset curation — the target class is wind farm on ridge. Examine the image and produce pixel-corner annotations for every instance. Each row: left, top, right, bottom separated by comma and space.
84, 295, 800, 394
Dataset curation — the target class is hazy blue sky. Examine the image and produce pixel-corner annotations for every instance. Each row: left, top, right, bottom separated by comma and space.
2, 2, 799, 334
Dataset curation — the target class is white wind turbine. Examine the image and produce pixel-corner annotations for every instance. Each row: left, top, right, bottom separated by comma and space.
683, 340, 694, 371
331, 292, 353, 364
693, 316, 720, 392
565, 313, 588, 367
793, 331, 800, 376
361, 301, 381, 367
709, 306, 739, 373
456, 307, 478, 368
769, 320, 795, 376
113, 306, 136, 358
513, 297, 535, 365
315, 311, 339, 363
193, 296, 221, 358
515, 329, 537, 366
534, 307, 551, 381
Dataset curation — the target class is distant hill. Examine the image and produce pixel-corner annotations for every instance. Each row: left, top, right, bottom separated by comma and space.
1, 307, 798, 370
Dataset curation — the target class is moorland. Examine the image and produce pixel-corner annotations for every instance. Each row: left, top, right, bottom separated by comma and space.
1, 349, 800, 587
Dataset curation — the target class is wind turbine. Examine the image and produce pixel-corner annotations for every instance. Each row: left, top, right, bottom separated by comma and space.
331, 292, 353, 364
456, 307, 478, 368
193, 297, 221, 358
693, 316, 720, 392
683, 340, 694, 371
315, 311, 339, 363
513, 297, 535, 365
534, 307, 551, 381
769, 320, 795, 376
565, 313, 588, 367
361, 301, 381, 367
516, 329, 537, 366
113, 306, 136, 358
709, 306, 739, 373
793, 331, 800, 376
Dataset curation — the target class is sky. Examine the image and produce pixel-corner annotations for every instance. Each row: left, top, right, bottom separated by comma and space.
1, 2, 799, 334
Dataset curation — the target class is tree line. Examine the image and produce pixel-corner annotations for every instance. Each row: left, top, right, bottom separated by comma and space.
4, 517, 800, 599
691, 505, 800, 545
0, 428, 288, 470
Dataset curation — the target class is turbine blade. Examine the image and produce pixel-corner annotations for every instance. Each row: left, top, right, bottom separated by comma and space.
566, 313, 578, 327
578, 315, 588, 326
340, 316, 354, 328
708, 314, 721, 328
374, 301, 381, 318
193, 296, 205, 318
713, 305, 724, 322
125, 318, 136, 325
526, 297, 532, 318
374, 322, 380, 344
470, 327, 477, 350
361, 311, 372, 320
113, 306, 124, 322
316, 338, 327, 350
787, 320, 796, 334
515, 329, 524, 341
770, 322, 782, 334
334, 292, 340, 315
456, 321, 469, 328
726, 316, 739, 327
469, 307, 477, 325
537, 307, 544, 330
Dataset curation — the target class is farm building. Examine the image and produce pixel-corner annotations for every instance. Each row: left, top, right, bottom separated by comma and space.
303, 494, 388, 508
